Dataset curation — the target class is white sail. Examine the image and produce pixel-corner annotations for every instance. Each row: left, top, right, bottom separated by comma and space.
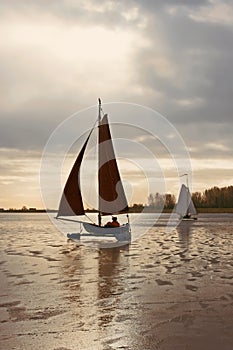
176, 184, 197, 217
187, 193, 197, 215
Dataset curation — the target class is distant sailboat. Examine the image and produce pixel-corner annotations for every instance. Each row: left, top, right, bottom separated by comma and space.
56, 99, 131, 242
175, 176, 197, 220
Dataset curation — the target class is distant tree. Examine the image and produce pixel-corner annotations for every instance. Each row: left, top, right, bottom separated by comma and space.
148, 193, 165, 209
21, 206, 28, 211
148, 193, 175, 209
164, 194, 176, 209
192, 191, 204, 208
148, 194, 155, 207
191, 186, 233, 208
147, 186, 233, 210
131, 203, 144, 212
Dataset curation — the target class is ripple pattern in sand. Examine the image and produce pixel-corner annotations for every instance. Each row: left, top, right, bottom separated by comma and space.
0, 213, 233, 349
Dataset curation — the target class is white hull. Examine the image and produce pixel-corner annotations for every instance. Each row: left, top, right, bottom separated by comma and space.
83, 222, 128, 233
182, 217, 197, 221
83, 222, 131, 241
181, 214, 198, 221
67, 222, 131, 242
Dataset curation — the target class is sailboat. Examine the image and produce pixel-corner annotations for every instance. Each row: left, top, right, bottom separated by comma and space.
175, 184, 197, 220
56, 99, 131, 242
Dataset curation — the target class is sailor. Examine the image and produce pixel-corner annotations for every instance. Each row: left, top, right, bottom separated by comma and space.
104, 216, 120, 227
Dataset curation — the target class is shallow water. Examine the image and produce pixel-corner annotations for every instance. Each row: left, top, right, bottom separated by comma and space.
0, 213, 233, 350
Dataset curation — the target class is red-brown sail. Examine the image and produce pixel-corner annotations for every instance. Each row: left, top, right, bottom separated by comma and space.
57, 131, 92, 217
98, 114, 128, 215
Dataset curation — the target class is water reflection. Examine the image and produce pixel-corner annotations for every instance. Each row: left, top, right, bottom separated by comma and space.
97, 246, 129, 329
57, 215, 233, 349
60, 243, 130, 333
177, 220, 194, 248
2, 213, 233, 349
98, 248, 121, 299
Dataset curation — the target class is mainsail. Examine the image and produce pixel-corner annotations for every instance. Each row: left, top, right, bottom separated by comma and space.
98, 114, 128, 215
176, 184, 197, 217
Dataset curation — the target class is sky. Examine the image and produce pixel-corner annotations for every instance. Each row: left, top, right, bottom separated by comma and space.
0, 0, 233, 209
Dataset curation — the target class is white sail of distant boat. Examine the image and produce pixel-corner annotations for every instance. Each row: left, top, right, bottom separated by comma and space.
175, 184, 197, 220
56, 99, 131, 242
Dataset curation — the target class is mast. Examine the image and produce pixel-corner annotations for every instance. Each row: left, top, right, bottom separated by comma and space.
98, 98, 102, 226
98, 98, 102, 123
180, 173, 188, 187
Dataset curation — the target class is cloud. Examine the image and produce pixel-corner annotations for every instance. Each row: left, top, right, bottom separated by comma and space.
0, 5, 145, 150
132, 1, 233, 124
189, 0, 233, 26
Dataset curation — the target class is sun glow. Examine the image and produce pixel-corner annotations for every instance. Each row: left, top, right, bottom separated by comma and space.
1, 14, 138, 104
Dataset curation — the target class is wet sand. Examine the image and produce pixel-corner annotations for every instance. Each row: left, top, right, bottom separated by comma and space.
0, 213, 233, 349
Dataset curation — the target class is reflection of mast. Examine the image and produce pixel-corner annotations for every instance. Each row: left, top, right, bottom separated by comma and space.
177, 220, 193, 236
98, 248, 120, 299
97, 246, 129, 328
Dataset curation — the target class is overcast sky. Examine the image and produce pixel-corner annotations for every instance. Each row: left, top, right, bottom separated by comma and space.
1, 0, 233, 208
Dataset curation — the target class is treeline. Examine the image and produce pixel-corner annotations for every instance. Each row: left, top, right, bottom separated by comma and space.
148, 193, 176, 209
147, 186, 233, 209
192, 186, 233, 208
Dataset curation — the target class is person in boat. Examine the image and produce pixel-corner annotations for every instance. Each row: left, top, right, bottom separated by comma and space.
183, 213, 191, 219
104, 216, 120, 228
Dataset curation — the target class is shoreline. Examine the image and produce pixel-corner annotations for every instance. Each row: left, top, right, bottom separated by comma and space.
1, 208, 233, 214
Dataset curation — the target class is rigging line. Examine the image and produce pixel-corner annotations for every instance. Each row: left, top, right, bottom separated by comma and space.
90, 116, 99, 131
84, 213, 96, 224
56, 217, 86, 224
